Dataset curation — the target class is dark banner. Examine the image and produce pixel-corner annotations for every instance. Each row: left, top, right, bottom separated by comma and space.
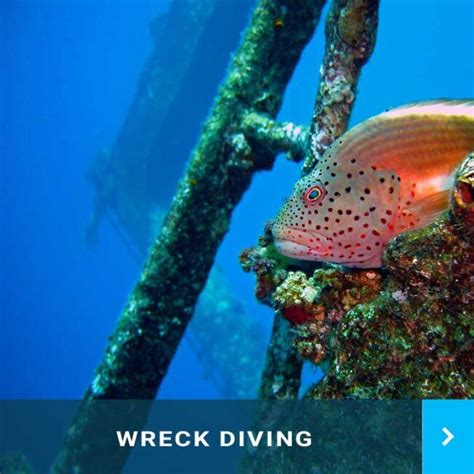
0, 400, 421, 473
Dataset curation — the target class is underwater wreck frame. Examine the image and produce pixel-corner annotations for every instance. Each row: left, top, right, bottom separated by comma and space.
51, 0, 473, 472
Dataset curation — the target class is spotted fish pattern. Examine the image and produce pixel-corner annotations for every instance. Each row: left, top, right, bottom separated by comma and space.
272, 100, 474, 268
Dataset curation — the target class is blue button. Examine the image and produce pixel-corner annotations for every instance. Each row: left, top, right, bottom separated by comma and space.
423, 400, 474, 473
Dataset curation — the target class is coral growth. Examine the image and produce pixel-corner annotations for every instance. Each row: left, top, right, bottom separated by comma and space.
241, 240, 382, 366
241, 223, 289, 304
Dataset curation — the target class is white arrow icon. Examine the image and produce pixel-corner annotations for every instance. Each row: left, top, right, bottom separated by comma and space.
441, 427, 454, 446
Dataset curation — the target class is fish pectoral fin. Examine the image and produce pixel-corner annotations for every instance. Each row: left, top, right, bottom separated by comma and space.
409, 189, 450, 218
400, 189, 450, 230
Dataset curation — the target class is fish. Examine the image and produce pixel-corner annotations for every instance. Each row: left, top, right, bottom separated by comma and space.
272, 99, 474, 268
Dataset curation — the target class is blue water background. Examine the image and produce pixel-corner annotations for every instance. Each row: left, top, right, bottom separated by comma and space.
2, 0, 473, 399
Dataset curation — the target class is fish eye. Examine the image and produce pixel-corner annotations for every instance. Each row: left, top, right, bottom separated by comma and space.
304, 185, 325, 204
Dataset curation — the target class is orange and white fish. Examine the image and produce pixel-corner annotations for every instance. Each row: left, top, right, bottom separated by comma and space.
272, 100, 474, 268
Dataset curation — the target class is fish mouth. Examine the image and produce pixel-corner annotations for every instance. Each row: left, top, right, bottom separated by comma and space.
272, 225, 330, 260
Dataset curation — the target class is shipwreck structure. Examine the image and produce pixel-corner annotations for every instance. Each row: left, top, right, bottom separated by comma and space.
46, 0, 472, 472
86, 0, 266, 400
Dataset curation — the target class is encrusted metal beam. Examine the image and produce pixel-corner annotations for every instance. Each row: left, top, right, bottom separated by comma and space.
52, 0, 325, 471
241, 111, 309, 162
304, 0, 379, 173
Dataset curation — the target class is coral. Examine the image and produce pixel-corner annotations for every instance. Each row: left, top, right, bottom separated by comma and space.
242, 237, 382, 367
240, 223, 289, 304
291, 268, 381, 365
309, 207, 473, 398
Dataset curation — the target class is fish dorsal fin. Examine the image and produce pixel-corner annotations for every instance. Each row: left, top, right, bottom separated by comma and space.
322, 99, 474, 170
395, 190, 450, 233
380, 99, 474, 120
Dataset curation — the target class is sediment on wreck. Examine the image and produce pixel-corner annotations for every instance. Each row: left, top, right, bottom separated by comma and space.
52, 1, 326, 472
252, 0, 380, 400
